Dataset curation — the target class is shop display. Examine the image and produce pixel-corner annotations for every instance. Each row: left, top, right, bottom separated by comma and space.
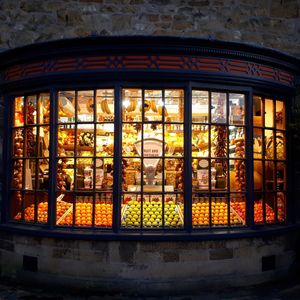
234, 138, 246, 192
121, 196, 183, 228
10, 89, 287, 229
192, 197, 244, 226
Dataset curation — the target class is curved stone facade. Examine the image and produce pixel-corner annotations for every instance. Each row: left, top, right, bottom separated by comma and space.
0, 231, 298, 295
0, 0, 299, 58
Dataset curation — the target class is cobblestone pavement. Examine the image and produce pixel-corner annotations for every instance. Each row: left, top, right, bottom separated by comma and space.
0, 277, 300, 300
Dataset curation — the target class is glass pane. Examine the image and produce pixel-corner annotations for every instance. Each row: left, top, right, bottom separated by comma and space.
26, 95, 37, 125
24, 159, 36, 190
165, 124, 183, 157
192, 158, 209, 191
58, 126, 75, 155
57, 158, 74, 191
122, 124, 140, 157
143, 123, 163, 140
56, 193, 73, 226
11, 191, 23, 220
213, 159, 228, 190
192, 90, 209, 123
38, 126, 50, 157
122, 158, 141, 192
12, 159, 23, 189
253, 96, 263, 127
265, 129, 274, 159
77, 124, 94, 156
230, 160, 246, 192
192, 195, 210, 227
253, 160, 263, 191
265, 99, 274, 128
265, 193, 275, 223
24, 191, 35, 222
211, 92, 226, 123
14, 96, 24, 127
253, 128, 263, 159
229, 93, 245, 125
211, 125, 227, 158
38, 93, 50, 124
276, 131, 285, 160
37, 192, 48, 223
121, 194, 141, 228
265, 161, 275, 191
37, 159, 49, 190
165, 89, 184, 123
254, 192, 263, 224
277, 192, 286, 222
77, 90, 94, 122
165, 159, 183, 192
229, 126, 245, 158
276, 100, 285, 130
75, 195, 93, 227
276, 162, 286, 190
143, 194, 162, 228
164, 194, 183, 228
58, 91, 75, 123
211, 195, 228, 226
144, 90, 162, 122
122, 88, 142, 122
95, 193, 113, 227
96, 89, 114, 122
12, 129, 24, 158
96, 124, 114, 157
192, 125, 209, 157
230, 194, 246, 226
143, 158, 162, 187
75, 158, 93, 190
25, 126, 37, 157
95, 158, 113, 191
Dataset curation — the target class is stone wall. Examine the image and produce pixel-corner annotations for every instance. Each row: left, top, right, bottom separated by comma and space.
0, 232, 298, 295
0, 0, 300, 58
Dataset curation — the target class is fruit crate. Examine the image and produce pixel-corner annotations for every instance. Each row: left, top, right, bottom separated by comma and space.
192, 196, 245, 226
121, 200, 184, 228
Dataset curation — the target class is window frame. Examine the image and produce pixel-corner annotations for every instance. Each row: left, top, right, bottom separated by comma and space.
2, 81, 292, 237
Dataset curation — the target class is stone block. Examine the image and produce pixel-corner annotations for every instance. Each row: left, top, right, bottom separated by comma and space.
270, 0, 299, 18
0, 240, 14, 252
119, 241, 137, 263
209, 248, 233, 260
179, 249, 209, 262
112, 14, 132, 32
162, 251, 179, 262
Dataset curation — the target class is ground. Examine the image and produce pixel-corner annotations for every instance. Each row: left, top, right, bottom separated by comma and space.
0, 276, 300, 300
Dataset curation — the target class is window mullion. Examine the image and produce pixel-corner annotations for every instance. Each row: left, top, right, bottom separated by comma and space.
113, 84, 122, 233
48, 88, 57, 229
184, 83, 192, 232
245, 90, 254, 227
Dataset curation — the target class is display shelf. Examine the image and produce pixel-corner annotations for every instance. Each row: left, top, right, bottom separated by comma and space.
127, 185, 174, 192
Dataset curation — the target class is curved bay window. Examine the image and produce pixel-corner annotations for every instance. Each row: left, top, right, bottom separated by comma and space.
10, 88, 287, 231
3, 37, 296, 235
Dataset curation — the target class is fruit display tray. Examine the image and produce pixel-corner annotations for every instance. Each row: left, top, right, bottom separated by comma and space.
121, 201, 184, 228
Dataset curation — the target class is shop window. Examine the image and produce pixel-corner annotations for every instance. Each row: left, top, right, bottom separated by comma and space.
192, 91, 246, 227
9, 88, 287, 231
56, 89, 114, 227
253, 96, 286, 223
121, 89, 184, 229
11, 94, 50, 223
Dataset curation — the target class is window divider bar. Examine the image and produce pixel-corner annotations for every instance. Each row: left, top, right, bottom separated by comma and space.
2, 94, 13, 224
48, 88, 57, 229
113, 84, 122, 233
245, 90, 254, 227
184, 83, 192, 232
